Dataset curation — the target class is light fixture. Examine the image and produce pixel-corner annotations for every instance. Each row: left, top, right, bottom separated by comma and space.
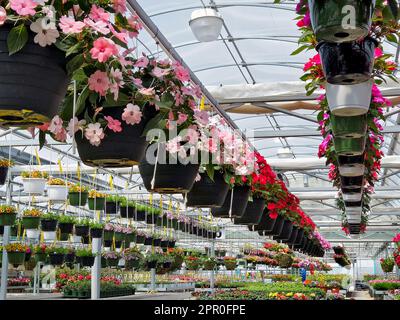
277, 147, 293, 159
189, 8, 223, 42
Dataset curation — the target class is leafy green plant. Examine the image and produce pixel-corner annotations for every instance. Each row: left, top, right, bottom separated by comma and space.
75, 218, 91, 227
41, 212, 58, 221
58, 215, 76, 224
46, 246, 68, 255
90, 222, 105, 230
76, 248, 95, 258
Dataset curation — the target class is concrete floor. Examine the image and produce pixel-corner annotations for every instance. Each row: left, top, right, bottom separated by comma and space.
351, 291, 374, 300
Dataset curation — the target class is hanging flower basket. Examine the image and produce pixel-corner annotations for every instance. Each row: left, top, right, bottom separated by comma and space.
40, 218, 58, 232
90, 228, 103, 239
317, 38, 376, 85
0, 166, 9, 185
349, 223, 362, 235
338, 154, 365, 177
233, 197, 265, 225
326, 81, 373, 117
47, 185, 68, 202
286, 226, 299, 246
74, 225, 89, 237
22, 216, 40, 230
77, 256, 95, 268
330, 114, 368, 139
139, 154, 200, 194
58, 223, 74, 235
334, 137, 366, 156
68, 192, 88, 207
186, 172, 230, 208
0, 213, 17, 226
34, 253, 47, 263
125, 258, 140, 269
274, 219, 294, 241
341, 175, 364, 189
252, 210, 277, 233
120, 206, 136, 219
22, 178, 47, 195
105, 201, 119, 215
104, 230, 114, 241
0, 24, 69, 127
48, 253, 65, 266
135, 234, 146, 244
309, 0, 375, 42
8, 252, 26, 265
270, 214, 285, 236
88, 197, 106, 211
75, 106, 156, 168
211, 186, 251, 218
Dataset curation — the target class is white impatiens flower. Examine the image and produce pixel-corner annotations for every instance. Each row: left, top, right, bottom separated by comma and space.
30, 18, 59, 47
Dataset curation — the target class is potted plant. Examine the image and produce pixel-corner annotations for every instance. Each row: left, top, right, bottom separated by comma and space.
276, 253, 294, 268
330, 114, 368, 139
119, 198, 136, 219
68, 184, 89, 207
40, 212, 58, 240
223, 257, 237, 271
135, 230, 146, 244
144, 253, 161, 270
185, 256, 201, 270
3, 243, 28, 266
186, 170, 230, 208
203, 257, 217, 270
123, 226, 136, 245
152, 233, 162, 247
47, 178, 68, 201
33, 244, 47, 264
104, 223, 115, 242
334, 137, 366, 156
380, 257, 395, 273
21, 171, 48, 195
74, 219, 91, 237
46, 246, 68, 266
64, 247, 76, 266
113, 224, 126, 243
21, 208, 42, 238
0, 159, 13, 185
123, 247, 143, 269
102, 251, 120, 268
105, 195, 120, 215
57, 215, 76, 236
338, 155, 365, 177
0, 204, 17, 226
76, 248, 95, 267
146, 207, 162, 224
88, 190, 106, 211
132, 203, 146, 221
308, 0, 376, 43
90, 222, 104, 239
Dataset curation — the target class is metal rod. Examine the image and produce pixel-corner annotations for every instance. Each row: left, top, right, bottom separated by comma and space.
0, 180, 12, 300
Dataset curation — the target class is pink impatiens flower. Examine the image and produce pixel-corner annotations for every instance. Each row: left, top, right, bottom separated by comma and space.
88, 70, 110, 96
139, 87, 155, 96
177, 112, 188, 125
59, 16, 86, 34
10, 0, 37, 16
135, 56, 149, 68
104, 116, 122, 133
84, 18, 110, 35
89, 4, 110, 22
48, 116, 67, 142
194, 109, 209, 126
174, 65, 190, 82
85, 123, 105, 146
0, 7, 7, 25
122, 104, 142, 125
90, 37, 118, 63
67, 117, 86, 137
113, 0, 127, 14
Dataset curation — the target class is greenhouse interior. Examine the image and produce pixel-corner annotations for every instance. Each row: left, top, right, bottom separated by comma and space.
0, 0, 400, 304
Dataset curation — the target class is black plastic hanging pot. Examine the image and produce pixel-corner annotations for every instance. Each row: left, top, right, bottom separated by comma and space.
78, 256, 95, 267
40, 219, 58, 232
274, 219, 293, 241
286, 226, 299, 246
75, 105, 157, 168
160, 240, 169, 248
186, 171, 230, 208
144, 236, 153, 246
0, 167, 8, 185
269, 215, 285, 236
48, 253, 65, 266
135, 234, 145, 244
90, 228, 103, 239
58, 222, 74, 234
0, 24, 69, 127
252, 209, 277, 233
294, 228, 304, 246
65, 253, 75, 264
120, 206, 136, 219
345, 200, 362, 207
152, 238, 162, 247
139, 146, 200, 193
105, 201, 118, 215
309, 0, 375, 43
135, 208, 146, 221
317, 37, 376, 85
341, 175, 364, 189
74, 225, 89, 237
211, 186, 251, 219
233, 197, 265, 225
